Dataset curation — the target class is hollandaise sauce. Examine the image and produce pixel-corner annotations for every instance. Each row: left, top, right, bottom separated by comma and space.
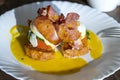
10, 25, 102, 73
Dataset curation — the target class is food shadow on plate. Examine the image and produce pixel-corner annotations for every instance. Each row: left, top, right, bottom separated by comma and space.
82, 38, 120, 79
14, 1, 60, 26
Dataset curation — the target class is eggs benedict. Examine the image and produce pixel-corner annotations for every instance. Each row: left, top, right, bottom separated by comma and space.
25, 5, 89, 61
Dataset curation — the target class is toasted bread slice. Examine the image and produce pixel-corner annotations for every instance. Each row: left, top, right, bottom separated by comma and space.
25, 44, 55, 61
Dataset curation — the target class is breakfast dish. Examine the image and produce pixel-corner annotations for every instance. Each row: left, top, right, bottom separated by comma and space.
25, 5, 90, 61
10, 5, 102, 72
0, 1, 120, 80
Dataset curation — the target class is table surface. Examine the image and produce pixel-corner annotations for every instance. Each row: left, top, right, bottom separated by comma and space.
0, 0, 120, 80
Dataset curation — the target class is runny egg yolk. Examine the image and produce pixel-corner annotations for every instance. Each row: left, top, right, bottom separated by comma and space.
10, 25, 103, 73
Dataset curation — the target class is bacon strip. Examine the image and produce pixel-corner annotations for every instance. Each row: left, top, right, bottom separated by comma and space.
47, 5, 59, 22
37, 5, 59, 22
34, 5, 89, 59
34, 16, 60, 45
65, 13, 79, 24
57, 13, 80, 42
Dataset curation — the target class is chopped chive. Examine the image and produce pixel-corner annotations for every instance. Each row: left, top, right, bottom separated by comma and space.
86, 31, 90, 40
36, 36, 44, 42
28, 30, 33, 40
28, 30, 44, 41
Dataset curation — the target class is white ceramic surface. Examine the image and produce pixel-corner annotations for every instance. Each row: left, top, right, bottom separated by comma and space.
88, 0, 120, 12
0, 1, 120, 80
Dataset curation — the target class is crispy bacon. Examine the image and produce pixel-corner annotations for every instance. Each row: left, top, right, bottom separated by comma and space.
47, 5, 59, 22
28, 5, 89, 60
35, 5, 61, 45
37, 5, 59, 22
37, 8, 47, 16
34, 16, 60, 45
36, 6, 81, 43
58, 24, 80, 42
58, 13, 65, 24
65, 13, 79, 24
53, 14, 65, 32
57, 13, 81, 42
28, 19, 32, 26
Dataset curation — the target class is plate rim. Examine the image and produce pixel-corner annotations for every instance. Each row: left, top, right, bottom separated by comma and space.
0, 1, 120, 80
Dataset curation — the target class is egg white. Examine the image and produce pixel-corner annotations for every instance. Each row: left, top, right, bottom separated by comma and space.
30, 23, 56, 49
29, 21, 86, 49
78, 23, 86, 39
29, 32, 38, 47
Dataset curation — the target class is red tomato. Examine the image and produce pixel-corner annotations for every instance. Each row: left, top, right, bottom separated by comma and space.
37, 40, 52, 50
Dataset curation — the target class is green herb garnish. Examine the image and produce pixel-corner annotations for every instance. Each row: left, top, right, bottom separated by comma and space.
86, 30, 90, 40
36, 36, 44, 42
28, 30, 33, 40
28, 30, 44, 42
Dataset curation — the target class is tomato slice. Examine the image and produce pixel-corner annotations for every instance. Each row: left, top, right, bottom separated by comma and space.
37, 40, 52, 50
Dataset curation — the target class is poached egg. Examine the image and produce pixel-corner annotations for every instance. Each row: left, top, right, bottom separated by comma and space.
29, 22, 86, 49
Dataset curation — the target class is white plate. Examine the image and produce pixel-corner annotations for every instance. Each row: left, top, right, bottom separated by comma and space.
0, 1, 120, 80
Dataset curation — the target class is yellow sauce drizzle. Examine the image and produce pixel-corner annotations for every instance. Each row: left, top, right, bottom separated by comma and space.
87, 30, 103, 59
10, 25, 102, 73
